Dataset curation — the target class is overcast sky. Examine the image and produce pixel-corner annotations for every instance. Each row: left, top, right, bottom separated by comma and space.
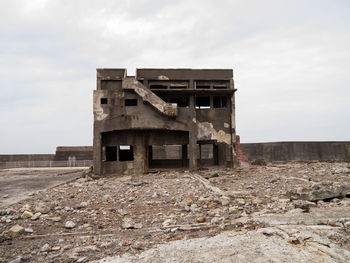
0, 0, 349, 154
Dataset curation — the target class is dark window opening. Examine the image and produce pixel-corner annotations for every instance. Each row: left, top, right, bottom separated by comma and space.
125, 99, 138, 106
100, 98, 108, 104
169, 97, 189, 107
196, 85, 210, 89
119, 145, 134, 161
106, 146, 117, 162
195, 81, 210, 89
213, 85, 227, 89
213, 96, 228, 108
170, 85, 187, 89
150, 85, 168, 89
196, 96, 210, 109
159, 96, 169, 103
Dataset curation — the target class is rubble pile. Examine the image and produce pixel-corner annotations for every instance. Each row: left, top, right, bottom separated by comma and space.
1, 162, 350, 262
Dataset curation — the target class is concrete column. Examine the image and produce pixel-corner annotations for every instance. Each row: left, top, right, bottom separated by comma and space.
188, 80, 197, 171
93, 128, 102, 176
182, 144, 187, 167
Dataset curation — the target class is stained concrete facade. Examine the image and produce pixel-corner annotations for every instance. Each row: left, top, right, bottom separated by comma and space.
241, 141, 350, 163
93, 68, 237, 176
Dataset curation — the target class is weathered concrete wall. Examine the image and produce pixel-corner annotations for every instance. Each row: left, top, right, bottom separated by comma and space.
54, 146, 93, 161
241, 141, 350, 162
94, 68, 237, 175
0, 146, 93, 166
0, 154, 55, 162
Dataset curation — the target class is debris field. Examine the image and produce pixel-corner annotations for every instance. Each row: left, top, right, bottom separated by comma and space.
1, 161, 350, 262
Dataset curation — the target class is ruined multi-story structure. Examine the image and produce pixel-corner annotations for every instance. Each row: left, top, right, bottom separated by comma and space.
93, 68, 237, 176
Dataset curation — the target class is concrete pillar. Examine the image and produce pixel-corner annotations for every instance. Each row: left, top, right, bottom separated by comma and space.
188, 80, 197, 172
93, 128, 102, 176
182, 144, 187, 167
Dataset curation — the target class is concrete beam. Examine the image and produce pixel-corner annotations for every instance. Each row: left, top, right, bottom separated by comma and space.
122, 78, 177, 117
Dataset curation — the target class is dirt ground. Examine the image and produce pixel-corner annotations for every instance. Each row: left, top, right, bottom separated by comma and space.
0, 168, 88, 208
1, 162, 350, 262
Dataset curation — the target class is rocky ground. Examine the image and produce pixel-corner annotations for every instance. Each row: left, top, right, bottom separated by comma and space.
1, 162, 350, 262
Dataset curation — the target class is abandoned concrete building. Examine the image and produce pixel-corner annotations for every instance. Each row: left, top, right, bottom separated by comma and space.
93, 68, 237, 176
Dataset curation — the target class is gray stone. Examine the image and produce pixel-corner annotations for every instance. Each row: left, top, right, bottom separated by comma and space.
31, 212, 41, 220
51, 216, 62, 222
65, 221, 76, 229
122, 218, 142, 229
293, 200, 316, 212
41, 243, 50, 252
287, 182, 350, 202
24, 228, 33, 233
34, 203, 50, 214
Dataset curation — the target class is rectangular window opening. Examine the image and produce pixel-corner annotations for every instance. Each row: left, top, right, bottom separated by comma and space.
106, 146, 117, 162
125, 99, 138, 106
170, 85, 187, 89
119, 145, 134, 161
213, 96, 228, 108
100, 98, 108, 104
169, 97, 189, 107
196, 85, 210, 89
213, 85, 227, 89
195, 81, 211, 89
150, 84, 168, 89
196, 96, 210, 109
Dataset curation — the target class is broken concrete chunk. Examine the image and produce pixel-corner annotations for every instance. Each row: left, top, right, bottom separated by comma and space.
203, 172, 219, 179
8, 225, 24, 238
21, 211, 33, 219
122, 218, 142, 229
31, 212, 41, 220
293, 200, 316, 212
65, 221, 76, 229
287, 182, 350, 202
41, 243, 50, 252
34, 203, 50, 214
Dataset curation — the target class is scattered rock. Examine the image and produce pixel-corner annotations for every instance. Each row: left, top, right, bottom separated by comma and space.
3, 194, 9, 198
196, 216, 206, 223
293, 200, 316, 212
8, 256, 23, 263
287, 182, 350, 201
24, 228, 33, 233
122, 218, 142, 229
41, 243, 50, 252
51, 216, 62, 222
65, 221, 76, 229
31, 212, 41, 220
34, 203, 50, 214
21, 211, 33, 219
203, 172, 219, 179
77, 257, 88, 263
75, 201, 88, 209
220, 197, 230, 206
51, 246, 61, 251
8, 225, 24, 238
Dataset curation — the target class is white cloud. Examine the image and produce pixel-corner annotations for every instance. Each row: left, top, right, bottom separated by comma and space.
0, 0, 349, 153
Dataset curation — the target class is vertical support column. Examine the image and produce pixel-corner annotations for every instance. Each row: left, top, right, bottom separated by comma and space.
230, 78, 238, 168
144, 136, 149, 174
182, 144, 188, 167
93, 127, 102, 176
188, 79, 197, 172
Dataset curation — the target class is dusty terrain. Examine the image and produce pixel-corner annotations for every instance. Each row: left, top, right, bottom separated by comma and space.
1, 162, 350, 262
0, 168, 87, 208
